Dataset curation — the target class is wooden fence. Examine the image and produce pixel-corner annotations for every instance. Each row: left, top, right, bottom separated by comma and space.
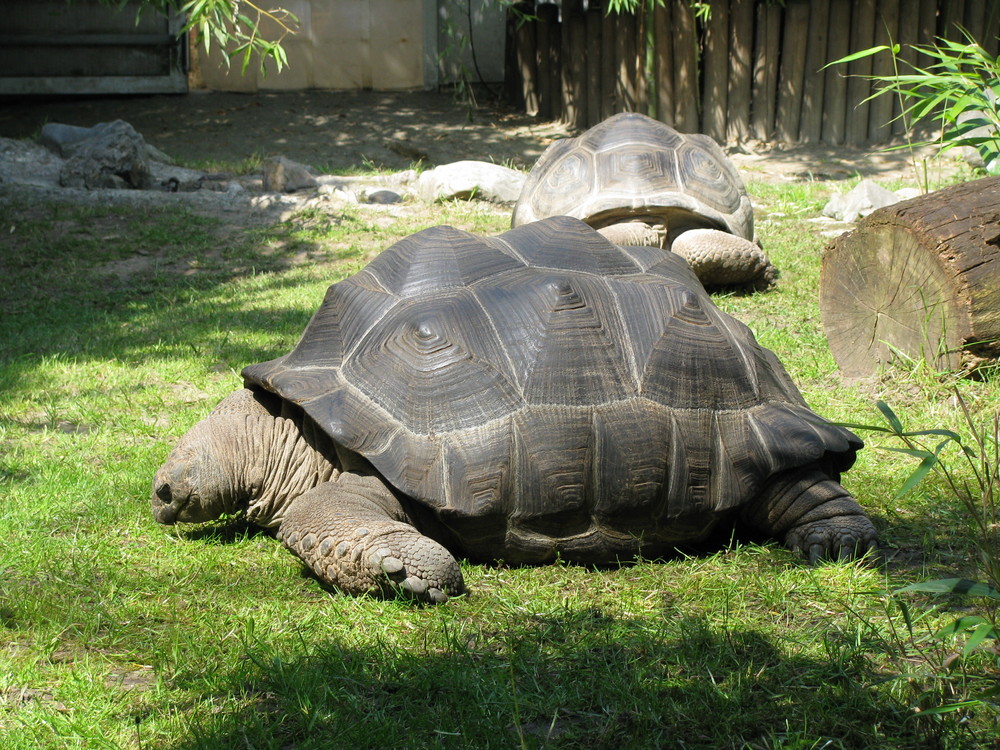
505, 0, 1000, 146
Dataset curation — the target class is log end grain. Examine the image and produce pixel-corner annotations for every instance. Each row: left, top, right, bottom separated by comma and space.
820, 176, 1000, 377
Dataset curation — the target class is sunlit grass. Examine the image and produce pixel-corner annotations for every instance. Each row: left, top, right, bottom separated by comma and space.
1, 179, 997, 748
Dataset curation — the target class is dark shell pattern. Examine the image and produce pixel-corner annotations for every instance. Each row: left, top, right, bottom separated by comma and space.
243, 216, 859, 563
512, 112, 754, 241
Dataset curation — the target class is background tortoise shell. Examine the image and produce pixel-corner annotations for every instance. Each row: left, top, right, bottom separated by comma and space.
512, 112, 754, 242
243, 217, 857, 563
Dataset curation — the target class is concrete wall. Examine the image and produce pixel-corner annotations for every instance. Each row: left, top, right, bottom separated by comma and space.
197, 0, 428, 91
195, 0, 505, 92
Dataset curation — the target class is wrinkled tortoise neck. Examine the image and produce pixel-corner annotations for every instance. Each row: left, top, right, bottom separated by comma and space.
229, 411, 340, 528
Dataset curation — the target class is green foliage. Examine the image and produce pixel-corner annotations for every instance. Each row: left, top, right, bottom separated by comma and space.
841, 395, 1000, 593
829, 26, 1000, 176
840, 398, 1000, 720
95, 0, 298, 75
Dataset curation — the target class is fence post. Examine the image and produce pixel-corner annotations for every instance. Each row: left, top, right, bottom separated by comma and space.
821, 0, 851, 144
750, 1, 781, 141
845, 0, 876, 145
727, 0, 753, 143
701, 0, 729, 142
561, 0, 587, 128
586, 4, 603, 127
799, 0, 830, 143
671, 0, 699, 132
653, 1, 674, 126
776, 0, 810, 143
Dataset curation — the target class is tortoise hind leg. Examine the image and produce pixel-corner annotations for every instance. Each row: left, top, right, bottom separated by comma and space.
742, 466, 878, 563
278, 473, 464, 603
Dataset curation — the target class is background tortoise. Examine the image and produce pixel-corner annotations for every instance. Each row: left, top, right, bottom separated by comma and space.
152, 216, 875, 603
513, 112, 776, 290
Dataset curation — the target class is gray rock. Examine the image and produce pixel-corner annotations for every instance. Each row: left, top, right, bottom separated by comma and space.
262, 156, 318, 193
38, 123, 96, 157
822, 179, 902, 222
417, 160, 526, 203
365, 189, 402, 204
58, 120, 151, 190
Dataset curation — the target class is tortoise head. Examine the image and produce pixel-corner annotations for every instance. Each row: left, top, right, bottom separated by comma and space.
151, 418, 243, 525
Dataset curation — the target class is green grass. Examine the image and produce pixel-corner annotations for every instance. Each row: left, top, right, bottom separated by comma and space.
1, 180, 998, 748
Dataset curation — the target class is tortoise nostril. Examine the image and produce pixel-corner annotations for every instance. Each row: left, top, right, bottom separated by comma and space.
156, 483, 172, 504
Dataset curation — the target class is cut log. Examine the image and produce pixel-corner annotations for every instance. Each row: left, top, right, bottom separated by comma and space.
820, 176, 1000, 377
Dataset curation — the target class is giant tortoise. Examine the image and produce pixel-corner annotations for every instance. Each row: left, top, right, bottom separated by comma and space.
513, 112, 776, 290
152, 216, 875, 603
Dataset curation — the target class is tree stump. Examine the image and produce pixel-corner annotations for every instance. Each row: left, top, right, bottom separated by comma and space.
820, 176, 1000, 377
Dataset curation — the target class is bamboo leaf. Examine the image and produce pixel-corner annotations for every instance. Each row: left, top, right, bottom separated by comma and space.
963, 620, 999, 656
824, 46, 895, 68
877, 401, 904, 434
896, 453, 939, 498
895, 578, 1000, 599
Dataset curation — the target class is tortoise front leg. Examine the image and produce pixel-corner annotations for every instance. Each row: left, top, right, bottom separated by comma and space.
670, 228, 776, 290
742, 466, 878, 563
277, 472, 464, 603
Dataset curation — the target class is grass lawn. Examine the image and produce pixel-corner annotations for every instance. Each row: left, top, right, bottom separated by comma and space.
0, 173, 997, 749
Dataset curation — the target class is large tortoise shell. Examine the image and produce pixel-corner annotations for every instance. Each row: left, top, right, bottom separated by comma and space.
243, 217, 857, 563
512, 112, 754, 241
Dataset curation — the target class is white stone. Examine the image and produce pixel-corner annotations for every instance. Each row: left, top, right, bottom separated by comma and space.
417, 160, 526, 203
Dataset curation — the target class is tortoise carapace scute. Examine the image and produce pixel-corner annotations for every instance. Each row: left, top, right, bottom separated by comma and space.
153, 216, 873, 603
241, 216, 861, 564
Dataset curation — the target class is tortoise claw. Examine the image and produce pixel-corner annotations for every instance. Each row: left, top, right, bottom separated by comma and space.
786, 515, 878, 564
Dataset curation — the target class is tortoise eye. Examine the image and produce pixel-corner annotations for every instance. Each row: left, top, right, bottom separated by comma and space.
156, 483, 173, 504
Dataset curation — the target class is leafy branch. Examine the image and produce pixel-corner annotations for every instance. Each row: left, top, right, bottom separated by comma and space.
827, 26, 1000, 176
95, 0, 299, 75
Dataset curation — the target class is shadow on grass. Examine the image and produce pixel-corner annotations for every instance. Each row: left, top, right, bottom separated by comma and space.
0, 199, 342, 393
163, 604, 926, 750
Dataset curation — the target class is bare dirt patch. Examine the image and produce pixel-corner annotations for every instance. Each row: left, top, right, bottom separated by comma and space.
1, 89, 961, 181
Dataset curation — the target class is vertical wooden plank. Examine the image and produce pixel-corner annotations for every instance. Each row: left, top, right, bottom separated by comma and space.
776, 0, 810, 144
701, 0, 729, 142
846, 0, 876, 145
892, 0, 919, 136
983, 0, 1000, 59
618, 10, 639, 112
963, 1, 987, 44
941, 0, 966, 40
727, 0, 753, 143
917, 0, 938, 45
636, 5, 650, 115
504, 5, 524, 110
751, 1, 782, 141
586, 5, 603, 126
535, 3, 556, 120
916, 0, 939, 70
653, 1, 675, 126
799, 0, 830, 142
822, 0, 852, 144
868, 0, 900, 144
561, 0, 585, 128
672, 0, 699, 131
513, 2, 538, 117
601, 8, 617, 118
